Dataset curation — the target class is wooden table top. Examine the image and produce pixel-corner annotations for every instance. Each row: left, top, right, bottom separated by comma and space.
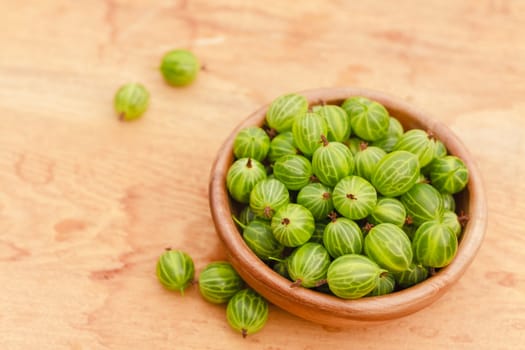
1, 1, 524, 349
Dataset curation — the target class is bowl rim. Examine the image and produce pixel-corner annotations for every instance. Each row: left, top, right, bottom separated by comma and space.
209, 87, 487, 325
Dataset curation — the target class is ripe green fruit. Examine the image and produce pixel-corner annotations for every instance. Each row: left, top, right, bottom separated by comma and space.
249, 179, 290, 219
266, 93, 308, 133
393, 263, 429, 289
327, 254, 387, 299
393, 129, 436, 168
309, 221, 327, 244
287, 242, 331, 288
354, 145, 387, 181
429, 155, 469, 194
371, 150, 420, 197
226, 289, 269, 338
233, 127, 271, 162
412, 221, 458, 268
441, 193, 456, 212
198, 262, 244, 304
156, 249, 195, 294
238, 206, 259, 226
292, 111, 328, 157
235, 218, 284, 261
367, 273, 395, 296
313, 104, 351, 142
332, 176, 377, 220
364, 223, 413, 272
341, 96, 390, 141
441, 210, 462, 236
273, 154, 313, 190
296, 183, 334, 221
226, 158, 267, 203
268, 131, 299, 162
368, 197, 407, 227
322, 215, 363, 258
400, 183, 444, 226
271, 203, 315, 247
346, 137, 366, 155
160, 49, 199, 86
114, 83, 150, 121
312, 137, 355, 187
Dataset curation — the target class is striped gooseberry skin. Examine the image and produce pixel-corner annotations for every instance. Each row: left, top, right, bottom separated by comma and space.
312, 139, 355, 187
322, 216, 363, 258
429, 155, 469, 194
238, 206, 259, 226
371, 150, 420, 197
393, 263, 429, 289
226, 289, 269, 338
412, 220, 458, 268
287, 242, 331, 288
268, 131, 298, 162
271, 203, 315, 247
368, 197, 407, 227
156, 249, 195, 294
309, 221, 327, 244
364, 223, 413, 272
249, 178, 290, 219
312, 105, 351, 142
371, 116, 404, 152
400, 183, 445, 226
273, 154, 313, 191
341, 96, 390, 141
199, 262, 244, 304
292, 111, 328, 157
441, 192, 456, 211
354, 145, 387, 181
393, 129, 436, 168
241, 219, 284, 261
367, 273, 395, 297
226, 158, 267, 203
272, 259, 289, 279
327, 254, 387, 299
296, 183, 334, 221
441, 210, 462, 236
332, 175, 377, 220
265, 93, 308, 133
346, 137, 365, 155
233, 126, 271, 162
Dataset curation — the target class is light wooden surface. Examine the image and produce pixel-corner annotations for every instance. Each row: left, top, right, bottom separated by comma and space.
0, 1, 524, 349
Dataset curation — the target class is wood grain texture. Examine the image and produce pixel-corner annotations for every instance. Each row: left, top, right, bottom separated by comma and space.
0, 0, 524, 349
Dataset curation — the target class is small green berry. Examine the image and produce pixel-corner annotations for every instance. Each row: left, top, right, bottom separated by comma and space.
160, 49, 200, 86
156, 248, 195, 294
114, 83, 150, 121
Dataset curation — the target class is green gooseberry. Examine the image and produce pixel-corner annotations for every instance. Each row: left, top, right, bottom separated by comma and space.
367, 272, 395, 296
368, 197, 407, 227
272, 258, 290, 279
341, 96, 390, 141
198, 262, 244, 304
440, 210, 462, 237
354, 144, 387, 181
160, 49, 199, 86
441, 192, 456, 212
292, 111, 328, 157
327, 254, 387, 299
296, 183, 334, 221
346, 137, 366, 155
364, 223, 413, 272
233, 127, 271, 162
271, 203, 315, 247
233, 217, 284, 261
156, 248, 195, 294
393, 129, 436, 168
332, 175, 377, 220
268, 131, 299, 162
226, 158, 267, 204
287, 242, 331, 288
249, 178, 290, 219
393, 263, 429, 289
400, 183, 444, 226
309, 221, 327, 243
114, 82, 150, 121
227, 289, 269, 338
312, 136, 355, 187
238, 206, 259, 226
371, 150, 420, 197
266, 93, 308, 133
322, 214, 363, 258
429, 155, 469, 194
273, 154, 313, 191
312, 104, 351, 142
371, 116, 404, 152
412, 220, 458, 268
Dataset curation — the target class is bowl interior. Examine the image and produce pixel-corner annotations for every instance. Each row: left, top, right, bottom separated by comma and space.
209, 87, 487, 326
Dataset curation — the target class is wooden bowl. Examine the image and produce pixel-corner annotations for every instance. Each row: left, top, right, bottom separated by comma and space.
209, 87, 487, 327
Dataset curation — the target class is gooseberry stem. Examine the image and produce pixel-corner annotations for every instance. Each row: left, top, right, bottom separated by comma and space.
232, 215, 247, 229
328, 211, 338, 223
320, 134, 329, 147
290, 279, 302, 288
